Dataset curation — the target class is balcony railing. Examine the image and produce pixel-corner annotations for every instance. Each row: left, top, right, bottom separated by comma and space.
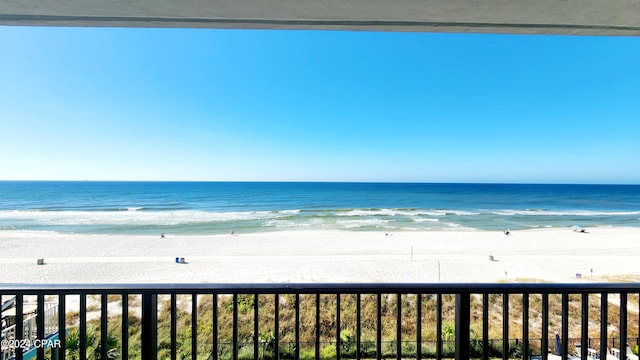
1, 283, 639, 360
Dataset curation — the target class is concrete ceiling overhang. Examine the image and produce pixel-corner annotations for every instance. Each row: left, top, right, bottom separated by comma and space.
1, 0, 640, 36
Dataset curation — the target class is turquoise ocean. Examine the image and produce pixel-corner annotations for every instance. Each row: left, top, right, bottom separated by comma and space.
0, 181, 638, 235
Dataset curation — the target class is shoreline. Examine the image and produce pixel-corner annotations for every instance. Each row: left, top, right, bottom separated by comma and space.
0, 227, 639, 284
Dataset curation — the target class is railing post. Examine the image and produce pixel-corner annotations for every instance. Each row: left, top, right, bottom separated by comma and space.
101, 293, 108, 360
141, 291, 157, 360
397, 293, 402, 360
542, 293, 548, 360
503, 293, 509, 360
275, 293, 280, 360
315, 293, 320, 360
417, 293, 422, 360
436, 294, 442, 360
0, 294, 2, 356
295, 294, 300, 360
232, 293, 238, 360
620, 292, 627, 360
192, 293, 198, 360
213, 293, 219, 360
455, 293, 470, 360
483, 293, 489, 360
561, 293, 569, 360
16, 295, 24, 360
122, 293, 128, 360
336, 293, 341, 360
170, 294, 177, 360
37, 294, 45, 360
80, 293, 86, 360
357, 293, 362, 360
523, 293, 529, 360
581, 293, 588, 360
377, 293, 382, 360
253, 294, 259, 360
59, 294, 67, 360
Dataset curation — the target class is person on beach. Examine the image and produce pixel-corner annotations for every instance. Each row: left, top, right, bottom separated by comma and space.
504, 229, 510, 235
573, 226, 587, 233
161, 233, 165, 238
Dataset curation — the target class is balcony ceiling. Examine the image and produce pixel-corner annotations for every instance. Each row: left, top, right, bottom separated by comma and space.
1, 0, 639, 36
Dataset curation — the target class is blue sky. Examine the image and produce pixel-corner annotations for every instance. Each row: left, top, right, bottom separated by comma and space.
1, 27, 639, 184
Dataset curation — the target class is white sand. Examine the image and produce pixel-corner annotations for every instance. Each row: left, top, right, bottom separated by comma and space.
0, 227, 639, 284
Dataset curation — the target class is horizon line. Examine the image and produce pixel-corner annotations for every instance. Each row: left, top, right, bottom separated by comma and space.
1, 179, 639, 186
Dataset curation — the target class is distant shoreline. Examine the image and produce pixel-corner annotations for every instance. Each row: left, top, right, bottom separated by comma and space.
2, 180, 640, 185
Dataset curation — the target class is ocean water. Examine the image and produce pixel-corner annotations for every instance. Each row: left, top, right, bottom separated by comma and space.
0, 181, 638, 235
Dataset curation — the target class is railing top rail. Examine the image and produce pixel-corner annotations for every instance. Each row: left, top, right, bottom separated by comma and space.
1, 282, 640, 294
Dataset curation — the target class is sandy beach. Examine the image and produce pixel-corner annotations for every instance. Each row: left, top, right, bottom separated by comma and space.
0, 227, 639, 284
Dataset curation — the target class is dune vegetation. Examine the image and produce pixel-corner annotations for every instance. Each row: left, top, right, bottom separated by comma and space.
48, 292, 640, 360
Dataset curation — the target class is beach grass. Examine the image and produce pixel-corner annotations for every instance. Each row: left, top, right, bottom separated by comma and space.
67, 291, 640, 359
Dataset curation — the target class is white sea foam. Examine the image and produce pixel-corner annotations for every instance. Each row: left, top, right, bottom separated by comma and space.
492, 209, 640, 216
336, 218, 392, 228
441, 222, 478, 231
340, 209, 403, 216
0, 209, 288, 225
413, 218, 440, 223
2, 205, 638, 234
441, 210, 480, 216
338, 209, 477, 217
266, 218, 326, 229
280, 209, 301, 215
262, 220, 298, 228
